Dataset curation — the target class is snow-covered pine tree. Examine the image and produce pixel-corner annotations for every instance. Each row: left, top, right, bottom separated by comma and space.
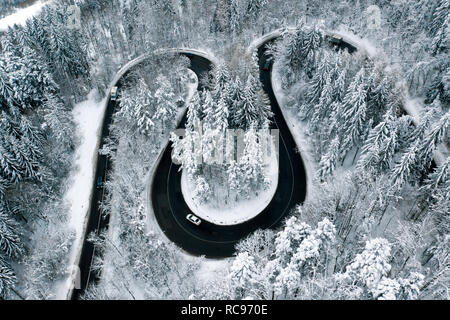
245, 0, 268, 19
430, 0, 449, 55
272, 218, 335, 297
234, 73, 271, 129
20, 116, 44, 151
317, 136, 340, 180
389, 107, 446, 192
341, 71, 370, 153
336, 238, 392, 298
367, 73, 393, 123
0, 202, 22, 298
170, 129, 200, 177
274, 216, 312, 266
420, 158, 449, 204
289, 218, 335, 277
334, 67, 348, 103
230, 251, 258, 299
227, 160, 242, 193
214, 97, 229, 132
358, 107, 399, 173
0, 111, 43, 183
390, 140, 421, 192
227, 78, 244, 128
406, 107, 435, 146
137, 110, 155, 136
193, 176, 212, 204
282, 24, 305, 71
202, 90, 216, 130
431, 0, 449, 34
5, 42, 58, 111
42, 92, 74, 151
0, 208, 24, 259
336, 238, 424, 300
0, 259, 17, 299
47, 7, 89, 81
282, 22, 322, 77
304, 51, 333, 107
301, 23, 323, 77
135, 81, 155, 136
201, 126, 221, 167
29, 15, 52, 63
0, 59, 14, 110
153, 75, 177, 133
117, 85, 137, 121
239, 124, 266, 195
309, 72, 334, 133
186, 91, 203, 131
212, 63, 231, 101
417, 110, 449, 170
7, 135, 40, 181
229, 0, 243, 35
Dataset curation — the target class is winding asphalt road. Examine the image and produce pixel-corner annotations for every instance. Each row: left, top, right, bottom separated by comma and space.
72, 33, 356, 299
151, 42, 308, 257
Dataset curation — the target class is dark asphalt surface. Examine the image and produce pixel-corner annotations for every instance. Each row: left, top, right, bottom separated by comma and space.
151, 43, 308, 258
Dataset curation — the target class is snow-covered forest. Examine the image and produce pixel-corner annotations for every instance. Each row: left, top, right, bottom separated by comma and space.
171, 53, 274, 209
0, 0, 34, 17
0, 0, 448, 301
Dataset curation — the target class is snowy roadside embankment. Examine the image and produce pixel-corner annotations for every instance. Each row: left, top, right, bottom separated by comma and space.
271, 63, 315, 201
54, 90, 107, 300
0, 0, 50, 32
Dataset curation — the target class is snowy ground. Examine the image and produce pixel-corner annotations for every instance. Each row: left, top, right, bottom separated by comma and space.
180, 149, 279, 226
54, 90, 107, 299
0, 0, 49, 32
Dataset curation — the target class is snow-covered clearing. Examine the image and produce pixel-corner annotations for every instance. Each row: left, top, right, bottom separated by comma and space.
181, 148, 279, 226
54, 90, 107, 299
0, 0, 49, 32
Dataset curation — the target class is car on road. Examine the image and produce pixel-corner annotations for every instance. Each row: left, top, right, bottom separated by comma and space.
96, 176, 103, 189
263, 60, 271, 71
110, 86, 118, 101
186, 214, 201, 226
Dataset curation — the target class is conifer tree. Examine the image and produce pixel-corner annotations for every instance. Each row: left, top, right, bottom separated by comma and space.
317, 137, 340, 179
358, 107, 399, 173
